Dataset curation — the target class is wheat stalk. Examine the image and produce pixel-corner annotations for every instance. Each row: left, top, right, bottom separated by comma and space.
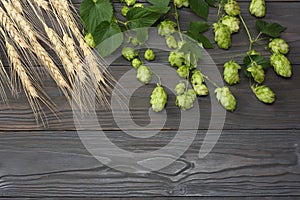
2, 0, 72, 99
0, 7, 28, 49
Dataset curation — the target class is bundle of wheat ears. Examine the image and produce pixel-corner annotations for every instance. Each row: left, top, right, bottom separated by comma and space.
0, 0, 114, 126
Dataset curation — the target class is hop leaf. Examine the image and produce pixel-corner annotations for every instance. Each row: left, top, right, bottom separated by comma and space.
220, 15, 240, 34
250, 0, 266, 18
121, 6, 130, 16
252, 85, 275, 104
125, 0, 136, 6
215, 87, 237, 112
270, 53, 292, 77
213, 22, 232, 49
176, 89, 197, 110
168, 51, 185, 67
269, 38, 289, 54
122, 47, 138, 61
144, 49, 155, 61
165, 35, 178, 49
132, 58, 143, 68
175, 82, 186, 96
247, 63, 265, 83
137, 65, 152, 84
158, 19, 177, 36
150, 85, 168, 112
223, 60, 241, 85
224, 0, 241, 16
85, 33, 96, 48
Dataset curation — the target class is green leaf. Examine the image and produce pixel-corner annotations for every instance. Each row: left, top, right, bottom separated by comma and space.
147, 0, 170, 7
93, 21, 123, 57
189, 22, 210, 33
180, 41, 203, 65
256, 19, 286, 38
145, 5, 170, 14
126, 7, 162, 28
136, 28, 149, 44
206, 0, 216, 7
80, 0, 113, 33
187, 31, 214, 49
190, 0, 209, 20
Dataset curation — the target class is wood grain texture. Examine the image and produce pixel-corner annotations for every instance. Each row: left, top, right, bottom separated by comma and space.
0, 130, 299, 197
0, 0, 300, 198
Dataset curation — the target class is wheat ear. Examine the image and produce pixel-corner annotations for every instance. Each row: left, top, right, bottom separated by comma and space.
10, 0, 23, 14
31, 0, 50, 11
0, 53, 9, 102
2, 0, 72, 99
0, 7, 28, 49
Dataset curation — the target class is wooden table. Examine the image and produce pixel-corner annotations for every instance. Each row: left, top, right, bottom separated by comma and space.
0, 0, 300, 198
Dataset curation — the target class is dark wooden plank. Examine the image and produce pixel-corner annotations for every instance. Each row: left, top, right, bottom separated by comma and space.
0, 130, 299, 197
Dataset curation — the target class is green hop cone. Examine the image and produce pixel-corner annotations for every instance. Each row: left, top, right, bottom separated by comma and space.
125, 0, 136, 6
177, 65, 189, 79
175, 82, 186, 96
133, 3, 144, 8
184, 53, 197, 70
137, 65, 152, 84
174, 0, 189, 8
121, 6, 130, 16
270, 53, 292, 77
249, 0, 266, 18
247, 49, 261, 56
224, 0, 241, 16
223, 60, 241, 85
144, 49, 155, 61
269, 38, 289, 54
130, 37, 139, 46
176, 89, 197, 110
191, 70, 204, 85
247, 63, 265, 83
158, 20, 177, 37
85, 33, 96, 48
215, 87, 237, 112
168, 51, 185, 67
165, 35, 178, 49
150, 85, 168, 112
252, 85, 275, 104
220, 15, 240, 34
193, 84, 209, 96
213, 23, 232, 49
122, 47, 138, 61
132, 58, 143, 68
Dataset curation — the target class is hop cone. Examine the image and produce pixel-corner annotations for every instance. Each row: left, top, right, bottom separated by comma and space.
175, 82, 186, 96
122, 47, 138, 61
247, 64, 265, 83
177, 65, 189, 79
150, 85, 168, 112
224, 0, 241, 16
132, 58, 143, 68
252, 85, 275, 104
158, 20, 177, 37
215, 87, 237, 112
137, 65, 152, 84
166, 35, 178, 49
176, 89, 197, 110
270, 53, 292, 77
221, 15, 240, 33
144, 49, 155, 61
193, 84, 209, 96
223, 60, 241, 85
213, 23, 232, 49
168, 51, 185, 67
269, 38, 289, 54
250, 0, 266, 17
125, 0, 136, 6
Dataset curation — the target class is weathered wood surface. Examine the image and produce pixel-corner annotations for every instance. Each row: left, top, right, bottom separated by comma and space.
0, 0, 300, 198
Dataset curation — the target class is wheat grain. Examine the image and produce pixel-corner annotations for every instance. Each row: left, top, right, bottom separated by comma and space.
31, 0, 50, 11
44, 26, 76, 81
63, 34, 86, 81
2, 0, 72, 98
11, 0, 23, 14
0, 7, 28, 48
6, 41, 39, 98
